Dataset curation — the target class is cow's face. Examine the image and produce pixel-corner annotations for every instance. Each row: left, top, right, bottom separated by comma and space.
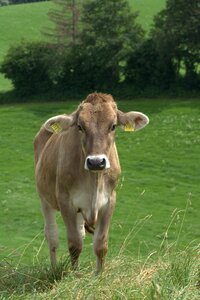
77, 101, 118, 171
44, 93, 149, 171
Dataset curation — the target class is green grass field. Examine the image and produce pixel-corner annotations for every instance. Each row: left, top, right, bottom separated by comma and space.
0, 0, 166, 92
130, 0, 166, 31
0, 98, 199, 298
0, 99, 199, 258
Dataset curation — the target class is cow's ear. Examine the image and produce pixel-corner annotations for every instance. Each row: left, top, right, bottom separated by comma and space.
117, 110, 149, 131
44, 114, 74, 133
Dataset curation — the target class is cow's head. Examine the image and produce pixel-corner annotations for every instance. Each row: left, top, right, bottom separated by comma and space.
44, 93, 149, 171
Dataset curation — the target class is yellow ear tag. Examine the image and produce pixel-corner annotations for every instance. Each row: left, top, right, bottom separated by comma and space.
50, 122, 62, 133
124, 123, 135, 132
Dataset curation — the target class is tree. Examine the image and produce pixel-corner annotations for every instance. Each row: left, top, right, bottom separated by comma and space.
151, 0, 200, 87
45, 0, 81, 49
71, 0, 144, 89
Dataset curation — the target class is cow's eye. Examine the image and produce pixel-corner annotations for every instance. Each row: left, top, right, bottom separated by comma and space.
77, 124, 83, 131
111, 124, 116, 131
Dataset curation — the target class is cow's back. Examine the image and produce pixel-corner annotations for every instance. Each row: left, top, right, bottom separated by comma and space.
34, 126, 53, 165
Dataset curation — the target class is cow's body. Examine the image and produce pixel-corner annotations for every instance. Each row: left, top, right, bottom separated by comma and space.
34, 93, 149, 273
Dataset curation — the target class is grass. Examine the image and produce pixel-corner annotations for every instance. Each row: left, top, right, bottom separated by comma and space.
130, 0, 166, 31
0, 98, 199, 297
1, 246, 199, 299
0, 99, 199, 255
0, 0, 166, 92
0, 2, 53, 60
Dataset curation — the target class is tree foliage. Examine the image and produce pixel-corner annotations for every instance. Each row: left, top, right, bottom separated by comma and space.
0, 0, 199, 97
60, 0, 144, 90
151, 0, 200, 87
0, 42, 55, 95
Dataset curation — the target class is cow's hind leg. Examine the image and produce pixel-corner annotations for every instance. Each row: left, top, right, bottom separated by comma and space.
41, 201, 59, 268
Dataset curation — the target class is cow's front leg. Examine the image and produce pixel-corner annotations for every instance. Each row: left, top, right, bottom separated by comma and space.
59, 197, 83, 269
93, 191, 116, 274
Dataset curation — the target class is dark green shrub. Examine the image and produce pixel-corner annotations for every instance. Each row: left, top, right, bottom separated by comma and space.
0, 42, 55, 96
125, 39, 176, 90
0, 0, 9, 6
59, 46, 120, 92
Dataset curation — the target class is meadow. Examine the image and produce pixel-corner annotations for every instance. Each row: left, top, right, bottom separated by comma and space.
0, 98, 199, 298
0, 0, 166, 92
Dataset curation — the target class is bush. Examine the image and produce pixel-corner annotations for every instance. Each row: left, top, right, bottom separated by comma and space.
58, 46, 120, 92
0, 42, 56, 96
0, 0, 9, 6
125, 39, 176, 90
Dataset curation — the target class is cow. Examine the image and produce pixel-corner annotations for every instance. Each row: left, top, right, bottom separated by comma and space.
34, 93, 149, 274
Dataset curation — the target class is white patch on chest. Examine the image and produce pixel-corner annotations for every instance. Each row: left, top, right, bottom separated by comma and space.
71, 182, 109, 225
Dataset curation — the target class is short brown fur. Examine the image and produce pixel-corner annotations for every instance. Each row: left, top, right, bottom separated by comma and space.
34, 92, 149, 274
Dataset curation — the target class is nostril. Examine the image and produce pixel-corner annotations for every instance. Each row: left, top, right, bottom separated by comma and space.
100, 158, 106, 168
87, 158, 93, 168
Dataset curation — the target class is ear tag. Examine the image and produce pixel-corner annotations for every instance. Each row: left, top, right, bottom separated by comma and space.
50, 122, 62, 133
124, 123, 135, 132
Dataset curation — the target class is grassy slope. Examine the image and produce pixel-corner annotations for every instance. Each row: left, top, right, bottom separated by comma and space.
0, 0, 166, 92
0, 99, 199, 298
1, 249, 199, 299
130, 0, 166, 31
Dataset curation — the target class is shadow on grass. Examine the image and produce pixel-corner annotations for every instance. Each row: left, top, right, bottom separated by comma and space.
0, 89, 85, 105
0, 256, 71, 297
2, 246, 199, 299
1, 88, 199, 115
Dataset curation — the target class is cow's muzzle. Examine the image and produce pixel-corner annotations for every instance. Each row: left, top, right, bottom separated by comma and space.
84, 155, 110, 171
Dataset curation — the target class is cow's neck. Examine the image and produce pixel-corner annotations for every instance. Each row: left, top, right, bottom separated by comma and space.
83, 171, 107, 226
89, 170, 105, 204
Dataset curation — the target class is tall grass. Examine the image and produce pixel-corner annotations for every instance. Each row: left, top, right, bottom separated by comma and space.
0, 235, 199, 299
0, 198, 199, 299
